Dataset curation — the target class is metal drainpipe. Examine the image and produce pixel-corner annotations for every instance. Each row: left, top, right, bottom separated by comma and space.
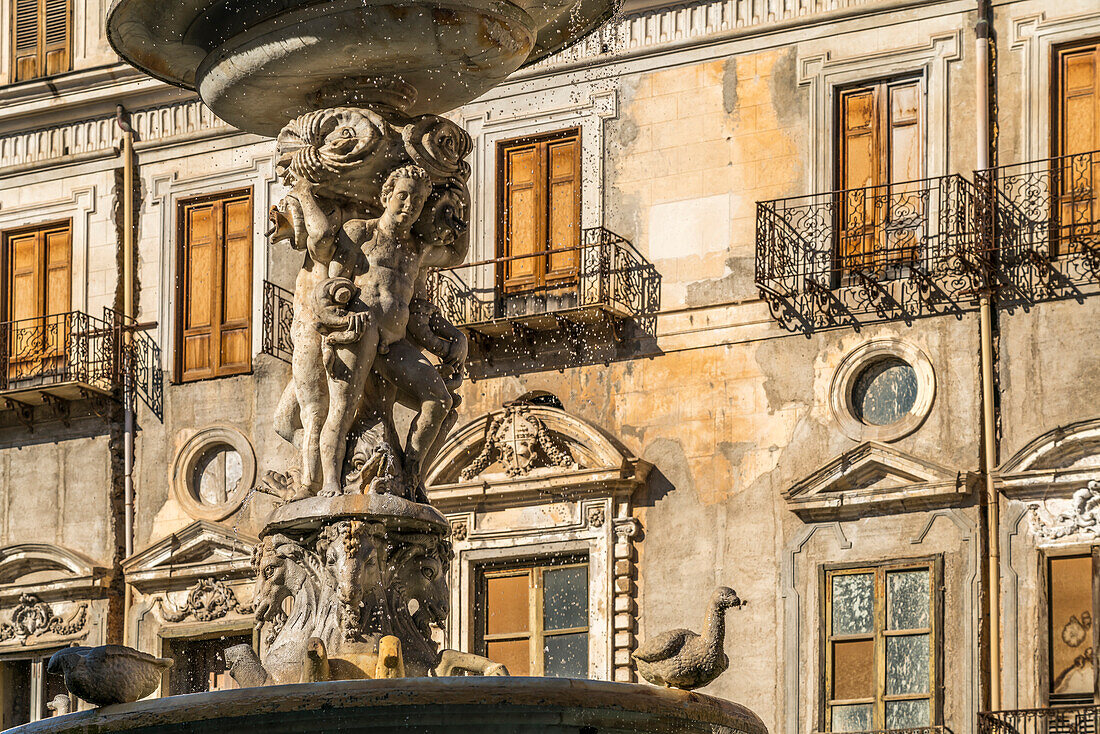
117, 105, 136, 645
975, 0, 1001, 713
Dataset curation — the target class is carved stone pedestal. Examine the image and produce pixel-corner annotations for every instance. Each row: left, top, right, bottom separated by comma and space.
253, 495, 451, 683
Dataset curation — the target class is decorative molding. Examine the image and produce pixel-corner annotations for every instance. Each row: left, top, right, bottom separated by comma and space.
170, 425, 258, 522
997, 417, 1100, 501
587, 505, 607, 528
829, 339, 936, 443
0, 97, 232, 173
0, 593, 88, 645
159, 577, 253, 623
123, 520, 258, 592
783, 442, 975, 521
459, 402, 578, 480
1026, 481, 1100, 542
1008, 10, 1100, 162
798, 29, 961, 194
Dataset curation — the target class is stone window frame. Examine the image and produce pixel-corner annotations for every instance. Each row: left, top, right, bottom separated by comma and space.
148, 153, 275, 365
829, 338, 935, 443
456, 83, 617, 288
798, 29, 961, 195
169, 424, 257, 522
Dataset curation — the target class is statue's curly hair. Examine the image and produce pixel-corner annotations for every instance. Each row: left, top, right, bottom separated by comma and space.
381, 165, 431, 201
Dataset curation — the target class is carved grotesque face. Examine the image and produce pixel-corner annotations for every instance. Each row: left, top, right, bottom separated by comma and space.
413, 181, 470, 247
401, 550, 449, 636
382, 176, 431, 230
252, 539, 293, 625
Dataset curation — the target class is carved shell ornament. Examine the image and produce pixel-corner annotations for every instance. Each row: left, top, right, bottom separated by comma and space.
402, 116, 473, 181
0, 593, 88, 645
275, 107, 396, 191
160, 578, 253, 623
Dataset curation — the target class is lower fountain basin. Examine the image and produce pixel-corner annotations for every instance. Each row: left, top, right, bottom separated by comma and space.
9, 678, 767, 734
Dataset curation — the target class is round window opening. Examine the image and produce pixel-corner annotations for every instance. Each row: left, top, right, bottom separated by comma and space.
851, 357, 919, 426
191, 442, 243, 506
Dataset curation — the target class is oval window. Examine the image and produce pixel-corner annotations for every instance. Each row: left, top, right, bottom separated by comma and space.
851, 357, 919, 426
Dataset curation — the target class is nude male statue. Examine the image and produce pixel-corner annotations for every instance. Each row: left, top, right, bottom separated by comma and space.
315, 165, 458, 498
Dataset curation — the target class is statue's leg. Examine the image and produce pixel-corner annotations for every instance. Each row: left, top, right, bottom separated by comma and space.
374, 339, 452, 486
294, 321, 328, 496
318, 327, 380, 497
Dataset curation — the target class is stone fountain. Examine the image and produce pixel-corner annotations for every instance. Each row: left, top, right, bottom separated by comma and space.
7, 0, 768, 730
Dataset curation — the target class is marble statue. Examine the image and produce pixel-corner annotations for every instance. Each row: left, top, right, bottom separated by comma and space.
47, 645, 173, 706
632, 587, 744, 690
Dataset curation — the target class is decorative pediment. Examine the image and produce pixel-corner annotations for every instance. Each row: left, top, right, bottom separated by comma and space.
123, 520, 258, 592
426, 394, 649, 512
783, 442, 976, 521
998, 418, 1100, 499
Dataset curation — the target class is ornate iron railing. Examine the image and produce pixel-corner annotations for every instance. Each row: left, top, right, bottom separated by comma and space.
104, 307, 164, 420
979, 705, 1100, 734
975, 149, 1100, 306
426, 227, 660, 337
261, 280, 294, 363
0, 311, 116, 394
755, 174, 982, 332
817, 727, 951, 734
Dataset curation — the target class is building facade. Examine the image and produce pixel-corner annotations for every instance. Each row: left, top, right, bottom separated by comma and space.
0, 0, 1098, 731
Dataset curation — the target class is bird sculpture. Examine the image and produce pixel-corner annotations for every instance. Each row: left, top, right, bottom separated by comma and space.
46, 694, 71, 716
47, 645, 173, 706
632, 586, 744, 690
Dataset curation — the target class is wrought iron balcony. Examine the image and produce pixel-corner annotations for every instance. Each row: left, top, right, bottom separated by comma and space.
975, 149, 1100, 306
979, 705, 1100, 734
261, 280, 294, 364
755, 174, 982, 332
0, 309, 163, 424
426, 228, 660, 376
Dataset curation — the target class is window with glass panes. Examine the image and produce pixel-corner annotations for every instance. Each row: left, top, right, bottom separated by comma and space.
163, 632, 251, 694
823, 559, 940, 733
475, 558, 589, 678
0, 649, 70, 728
1046, 551, 1099, 704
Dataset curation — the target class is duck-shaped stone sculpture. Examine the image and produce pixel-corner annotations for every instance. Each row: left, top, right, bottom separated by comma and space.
47, 645, 173, 706
632, 586, 743, 690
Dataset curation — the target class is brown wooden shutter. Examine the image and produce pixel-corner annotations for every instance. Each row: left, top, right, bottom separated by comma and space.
4, 222, 71, 380
12, 0, 40, 82
887, 80, 923, 263
178, 191, 252, 382
546, 136, 580, 283
498, 129, 581, 294
1055, 43, 1100, 256
502, 145, 541, 292
42, 0, 70, 77
838, 86, 880, 271
219, 196, 253, 373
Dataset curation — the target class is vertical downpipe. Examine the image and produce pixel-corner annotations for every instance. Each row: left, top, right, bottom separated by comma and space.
117, 105, 136, 644
975, 0, 1001, 713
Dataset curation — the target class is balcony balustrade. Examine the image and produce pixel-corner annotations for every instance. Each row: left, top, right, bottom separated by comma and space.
426, 227, 660, 376
975, 148, 1100, 306
755, 174, 982, 332
261, 280, 294, 364
0, 308, 162, 424
980, 705, 1100, 734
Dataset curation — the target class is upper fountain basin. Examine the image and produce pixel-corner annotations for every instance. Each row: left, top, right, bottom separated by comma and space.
106, 0, 619, 135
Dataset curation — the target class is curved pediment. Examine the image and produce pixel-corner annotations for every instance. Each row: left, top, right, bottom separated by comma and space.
0, 543, 97, 586
999, 418, 1100, 500
426, 399, 648, 511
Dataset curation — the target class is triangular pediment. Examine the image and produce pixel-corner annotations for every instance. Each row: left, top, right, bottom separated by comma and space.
784, 443, 975, 520
122, 521, 257, 591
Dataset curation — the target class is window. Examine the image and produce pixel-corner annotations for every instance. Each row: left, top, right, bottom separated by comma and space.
0, 650, 68, 727
835, 78, 923, 272
496, 129, 580, 296
822, 559, 940, 733
176, 190, 253, 382
2, 221, 71, 382
475, 557, 589, 678
11, 0, 71, 82
1047, 552, 1099, 704
1052, 40, 1100, 257
163, 633, 250, 695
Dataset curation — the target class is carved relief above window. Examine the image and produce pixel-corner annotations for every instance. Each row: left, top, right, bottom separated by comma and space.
426, 394, 649, 682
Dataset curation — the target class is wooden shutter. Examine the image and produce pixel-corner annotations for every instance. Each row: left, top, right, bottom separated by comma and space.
502, 145, 541, 292
837, 79, 923, 271
498, 129, 581, 294
1055, 43, 1100, 256
11, 0, 70, 82
3, 222, 71, 381
546, 136, 580, 283
178, 190, 253, 382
